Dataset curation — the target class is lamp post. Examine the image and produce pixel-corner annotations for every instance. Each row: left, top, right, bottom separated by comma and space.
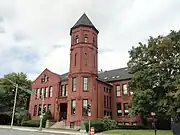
151, 112, 157, 135
39, 91, 45, 131
10, 84, 18, 129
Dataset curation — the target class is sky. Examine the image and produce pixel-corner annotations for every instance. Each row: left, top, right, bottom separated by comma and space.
0, 0, 180, 81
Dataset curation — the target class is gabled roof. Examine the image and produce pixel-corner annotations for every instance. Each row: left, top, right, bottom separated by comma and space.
70, 13, 99, 34
55, 67, 132, 82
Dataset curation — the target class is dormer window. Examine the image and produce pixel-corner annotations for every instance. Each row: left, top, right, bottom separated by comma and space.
84, 34, 88, 43
75, 35, 79, 43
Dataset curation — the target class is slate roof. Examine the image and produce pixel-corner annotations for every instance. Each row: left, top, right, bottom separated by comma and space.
70, 13, 99, 34
57, 67, 132, 82
98, 67, 132, 82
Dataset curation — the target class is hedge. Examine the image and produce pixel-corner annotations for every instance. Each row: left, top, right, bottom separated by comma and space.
84, 120, 105, 133
21, 119, 46, 127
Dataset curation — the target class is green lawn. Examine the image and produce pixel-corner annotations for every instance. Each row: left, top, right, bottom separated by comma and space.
103, 130, 172, 135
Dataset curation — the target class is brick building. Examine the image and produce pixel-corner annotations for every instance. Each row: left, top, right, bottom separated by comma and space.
28, 13, 141, 128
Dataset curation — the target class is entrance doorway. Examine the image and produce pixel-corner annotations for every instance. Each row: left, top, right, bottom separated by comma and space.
59, 103, 67, 121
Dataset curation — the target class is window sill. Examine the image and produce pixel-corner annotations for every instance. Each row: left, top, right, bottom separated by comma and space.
83, 90, 89, 92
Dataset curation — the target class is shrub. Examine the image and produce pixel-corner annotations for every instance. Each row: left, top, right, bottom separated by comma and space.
117, 125, 149, 130
22, 120, 40, 127
84, 119, 105, 133
99, 116, 118, 130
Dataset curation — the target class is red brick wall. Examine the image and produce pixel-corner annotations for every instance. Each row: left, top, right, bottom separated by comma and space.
29, 69, 60, 120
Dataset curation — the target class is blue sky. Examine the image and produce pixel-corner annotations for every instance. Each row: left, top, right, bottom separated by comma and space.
0, 0, 180, 80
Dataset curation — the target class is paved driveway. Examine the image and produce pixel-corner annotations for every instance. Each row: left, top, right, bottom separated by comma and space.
0, 128, 70, 135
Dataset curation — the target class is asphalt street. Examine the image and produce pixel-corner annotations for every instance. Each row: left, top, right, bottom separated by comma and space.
0, 128, 69, 135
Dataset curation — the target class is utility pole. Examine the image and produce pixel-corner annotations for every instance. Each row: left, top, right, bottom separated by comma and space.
39, 91, 45, 131
10, 84, 18, 129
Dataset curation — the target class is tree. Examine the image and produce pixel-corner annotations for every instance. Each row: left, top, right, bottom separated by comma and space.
128, 30, 180, 123
0, 72, 32, 124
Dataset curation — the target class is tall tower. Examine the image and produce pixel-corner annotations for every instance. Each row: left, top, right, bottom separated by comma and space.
67, 13, 99, 127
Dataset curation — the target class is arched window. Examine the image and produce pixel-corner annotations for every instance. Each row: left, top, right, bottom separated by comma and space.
84, 34, 88, 43
85, 53, 88, 66
75, 35, 79, 43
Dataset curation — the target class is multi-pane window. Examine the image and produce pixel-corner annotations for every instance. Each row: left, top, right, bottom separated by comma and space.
61, 85, 65, 96
123, 84, 128, 95
84, 34, 88, 43
42, 88, 45, 99
49, 86, 53, 97
33, 105, 37, 116
116, 86, 121, 96
82, 99, 88, 116
124, 103, 129, 116
72, 77, 76, 92
104, 95, 106, 108
107, 96, 109, 108
83, 77, 88, 91
117, 103, 122, 116
65, 84, 68, 96
45, 87, 48, 98
38, 104, 42, 116
71, 100, 76, 115
75, 35, 79, 43
37, 88, 40, 99
47, 104, 51, 112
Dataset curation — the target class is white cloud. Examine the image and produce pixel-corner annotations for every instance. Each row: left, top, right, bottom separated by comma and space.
0, 0, 180, 81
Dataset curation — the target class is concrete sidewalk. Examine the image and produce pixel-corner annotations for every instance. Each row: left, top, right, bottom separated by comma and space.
0, 125, 88, 135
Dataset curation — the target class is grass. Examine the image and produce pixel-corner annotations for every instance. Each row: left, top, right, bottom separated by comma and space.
102, 130, 172, 135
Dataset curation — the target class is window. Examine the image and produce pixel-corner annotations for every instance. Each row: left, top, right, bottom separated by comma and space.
37, 88, 40, 99
61, 85, 65, 96
45, 87, 48, 98
104, 95, 106, 108
82, 99, 88, 116
123, 84, 128, 95
116, 86, 121, 96
84, 53, 88, 66
104, 110, 107, 116
75, 35, 79, 43
65, 84, 68, 96
42, 88, 45, 99
83, 77, 88, 91
33, 105, 37, 116
74, 53, 77, 66
71, 100, 76, 115
117, 103, 122, 116
39, 88, 42, 99
124, 103, 129, 116
72, 77, 76, 92
84, 34, 88, 43
38, 104, 42, 116
49, 86, 53, 97
70, 122, 75, 128
47, 104, 51, 111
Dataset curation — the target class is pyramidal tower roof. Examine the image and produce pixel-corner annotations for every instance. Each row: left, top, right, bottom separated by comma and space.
70, 13, 99, 34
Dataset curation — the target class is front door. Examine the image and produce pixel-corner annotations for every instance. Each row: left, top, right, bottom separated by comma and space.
59, 103, 67, 121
